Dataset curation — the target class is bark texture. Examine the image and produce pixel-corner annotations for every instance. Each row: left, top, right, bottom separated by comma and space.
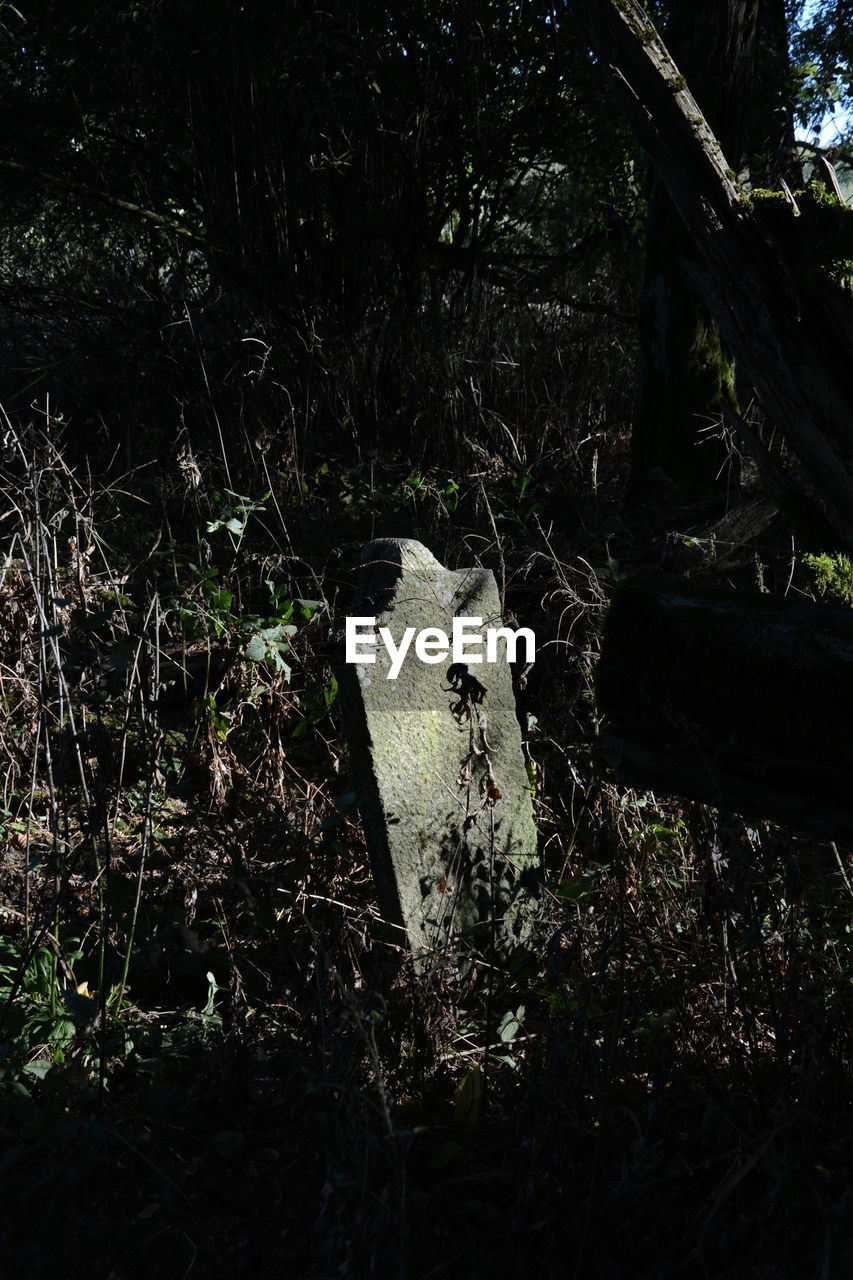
632, 0, 758, 500
584, 0, 853, 551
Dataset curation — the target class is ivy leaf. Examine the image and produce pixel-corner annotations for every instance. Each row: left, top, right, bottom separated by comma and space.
244, 634, 267, 662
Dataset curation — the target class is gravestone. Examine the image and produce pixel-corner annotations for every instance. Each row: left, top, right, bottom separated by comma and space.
336, 538, 539, 961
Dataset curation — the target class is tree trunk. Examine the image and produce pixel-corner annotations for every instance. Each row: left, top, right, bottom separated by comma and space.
632, 0, 758, 501
633, 195, 737, 497
748, 0, 802, 189
582, 0, 853, 552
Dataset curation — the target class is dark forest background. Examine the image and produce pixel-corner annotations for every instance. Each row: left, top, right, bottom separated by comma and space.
2, 1, 853, 1276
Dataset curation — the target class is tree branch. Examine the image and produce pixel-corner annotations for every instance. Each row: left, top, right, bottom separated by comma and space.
0, 159, 219, 253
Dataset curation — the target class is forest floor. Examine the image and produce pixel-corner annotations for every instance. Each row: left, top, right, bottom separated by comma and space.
1, 415, 853, 1280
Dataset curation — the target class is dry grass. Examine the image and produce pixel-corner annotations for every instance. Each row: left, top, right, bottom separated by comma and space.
0, 396, 852, 1280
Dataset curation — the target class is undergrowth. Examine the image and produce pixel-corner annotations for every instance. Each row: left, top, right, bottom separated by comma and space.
1, 410, 852, 1280
802, 549, 853, 605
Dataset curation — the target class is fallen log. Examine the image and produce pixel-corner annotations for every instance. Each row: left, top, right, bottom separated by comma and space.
596, 581, 853, 834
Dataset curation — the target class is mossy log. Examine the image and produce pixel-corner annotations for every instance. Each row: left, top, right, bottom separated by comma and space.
597, 581, 853, 834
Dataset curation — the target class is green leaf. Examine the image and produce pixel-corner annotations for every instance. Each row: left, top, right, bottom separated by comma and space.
21, 1058, 53, 1080
454, 1065, 483, 1125
556, 868, 601, 903
273, 655, 293, 681
324, 674, 339, 709
46, 1017, 76, 1046
497, 1004, 525, 1043
244, 634, 267, 662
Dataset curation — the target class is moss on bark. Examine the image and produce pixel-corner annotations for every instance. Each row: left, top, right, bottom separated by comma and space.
632, 188, 738, 499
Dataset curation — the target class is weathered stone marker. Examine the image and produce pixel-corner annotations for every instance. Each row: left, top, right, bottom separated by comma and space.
336, 538, 539, 960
